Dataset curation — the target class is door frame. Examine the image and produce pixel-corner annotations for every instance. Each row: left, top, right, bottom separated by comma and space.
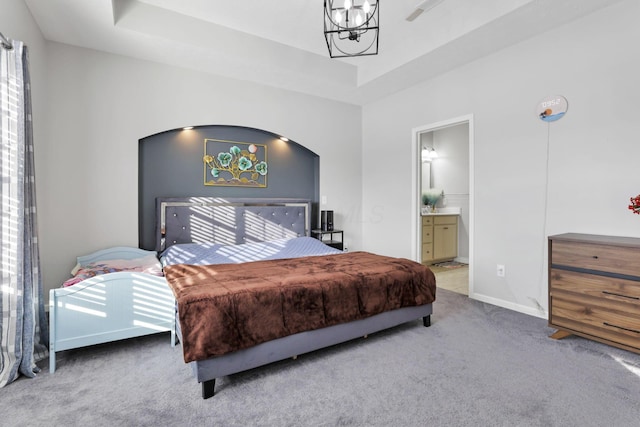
410, 114, 474, 296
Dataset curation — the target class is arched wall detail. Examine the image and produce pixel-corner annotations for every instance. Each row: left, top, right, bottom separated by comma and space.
138, 125, 320, 250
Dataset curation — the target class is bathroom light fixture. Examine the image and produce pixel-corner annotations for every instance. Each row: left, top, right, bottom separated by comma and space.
422, 147, 438, 161
324, 0, 379, 58
279, 136, 289, 142
182, 126, 194, 130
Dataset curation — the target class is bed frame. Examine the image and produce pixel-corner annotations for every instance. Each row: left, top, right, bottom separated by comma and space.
49, 247, 176, 373
156, 197, 433, 399
181, 305, 432, 399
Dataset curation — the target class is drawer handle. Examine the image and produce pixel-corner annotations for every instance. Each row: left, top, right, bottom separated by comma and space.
602, 291, 639, 300
592, 255, 598, 259
603, 322, 640, 334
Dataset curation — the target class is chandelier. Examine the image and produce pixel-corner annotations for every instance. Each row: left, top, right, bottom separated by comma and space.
324, 0, 379, 58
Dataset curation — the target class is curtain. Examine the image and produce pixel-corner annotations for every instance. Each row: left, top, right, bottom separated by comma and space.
0, 39, 49, 387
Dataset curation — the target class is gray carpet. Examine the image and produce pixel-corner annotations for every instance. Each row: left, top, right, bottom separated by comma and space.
3, 289, 640, 426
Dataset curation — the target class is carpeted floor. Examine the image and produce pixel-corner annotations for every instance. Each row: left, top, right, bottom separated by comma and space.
3, 289, 640, 426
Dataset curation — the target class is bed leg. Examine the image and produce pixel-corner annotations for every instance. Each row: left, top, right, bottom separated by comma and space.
202, 379, 216, 399
171, 309, 178, 347
423, 315, 431, 327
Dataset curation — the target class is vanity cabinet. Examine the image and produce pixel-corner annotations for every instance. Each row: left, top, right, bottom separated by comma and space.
548, 233, 640, 354
422, 215, 458, 264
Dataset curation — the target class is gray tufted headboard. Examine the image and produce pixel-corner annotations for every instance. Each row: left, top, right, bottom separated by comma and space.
156, 197, 310, 252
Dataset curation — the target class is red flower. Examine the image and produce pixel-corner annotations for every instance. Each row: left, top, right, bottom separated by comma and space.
629, 194, 640, 215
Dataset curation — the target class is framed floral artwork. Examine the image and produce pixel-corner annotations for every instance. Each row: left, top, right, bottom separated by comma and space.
203, 138, 268, 187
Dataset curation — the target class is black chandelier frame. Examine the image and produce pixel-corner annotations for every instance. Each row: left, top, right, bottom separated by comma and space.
323, 0, 379, 58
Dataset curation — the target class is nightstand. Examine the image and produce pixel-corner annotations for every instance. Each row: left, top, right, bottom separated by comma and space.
311, 229, 344, 251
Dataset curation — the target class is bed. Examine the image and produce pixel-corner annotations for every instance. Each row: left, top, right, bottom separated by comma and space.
157, 197, 436, 398
49, 246, 176, 373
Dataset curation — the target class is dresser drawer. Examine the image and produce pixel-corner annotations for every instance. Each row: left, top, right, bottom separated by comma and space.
552, 241, 640, 277
550, 297, 640, 350
550, 269, 640, 302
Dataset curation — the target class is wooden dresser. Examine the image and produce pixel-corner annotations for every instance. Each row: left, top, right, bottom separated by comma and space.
548, 233, 640, 353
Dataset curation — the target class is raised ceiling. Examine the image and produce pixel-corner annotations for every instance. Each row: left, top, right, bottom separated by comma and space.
25, 0, 619, 105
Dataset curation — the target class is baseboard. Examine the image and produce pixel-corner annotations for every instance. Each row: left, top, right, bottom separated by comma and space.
469, 292, 547, 319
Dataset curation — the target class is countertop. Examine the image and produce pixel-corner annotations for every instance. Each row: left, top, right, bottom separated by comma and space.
421, 207, 461, 216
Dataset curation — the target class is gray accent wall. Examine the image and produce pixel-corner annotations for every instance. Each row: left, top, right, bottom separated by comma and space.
139, 125, 319, 250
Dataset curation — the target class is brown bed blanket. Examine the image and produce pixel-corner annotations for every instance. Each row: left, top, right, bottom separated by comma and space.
164, 251, 436, 363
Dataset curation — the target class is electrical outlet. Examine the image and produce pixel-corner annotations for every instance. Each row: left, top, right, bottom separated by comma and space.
497, 264, 505, 277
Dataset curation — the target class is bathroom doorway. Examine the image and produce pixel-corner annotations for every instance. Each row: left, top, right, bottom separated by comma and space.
411, 115, 474, 296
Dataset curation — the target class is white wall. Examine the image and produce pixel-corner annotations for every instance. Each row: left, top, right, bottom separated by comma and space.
362, 0, 640, 317
36, 43, 362, 300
